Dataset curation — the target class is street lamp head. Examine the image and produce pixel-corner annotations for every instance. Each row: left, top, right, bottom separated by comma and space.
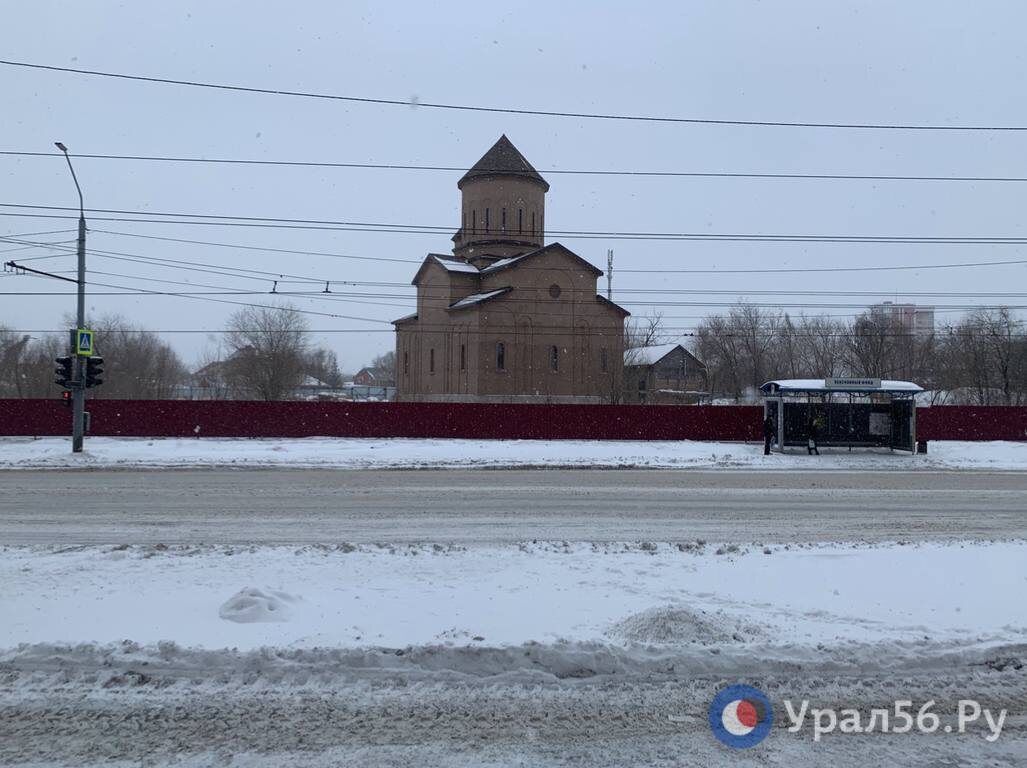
54, 142, 68, 153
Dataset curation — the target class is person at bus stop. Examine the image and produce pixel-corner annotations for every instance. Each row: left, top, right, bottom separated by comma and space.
763, 414, 775, 455
808, 414, 824, 455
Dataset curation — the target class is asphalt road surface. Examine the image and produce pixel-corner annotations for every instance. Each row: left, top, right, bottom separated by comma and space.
2, 468, 1025, 545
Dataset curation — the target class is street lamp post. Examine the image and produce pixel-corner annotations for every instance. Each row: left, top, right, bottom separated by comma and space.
55, 141, 87, 453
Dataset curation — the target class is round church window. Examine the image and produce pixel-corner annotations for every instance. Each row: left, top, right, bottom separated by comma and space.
549, 283, 562, 299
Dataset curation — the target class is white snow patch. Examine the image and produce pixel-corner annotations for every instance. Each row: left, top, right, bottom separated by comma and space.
218, 587, 299, 624
3, 437, 1027, 471
1, 541, 1025, 655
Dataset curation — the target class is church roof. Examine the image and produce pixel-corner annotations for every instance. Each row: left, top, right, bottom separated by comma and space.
448, 287, 512, 310
458, 135, 550, 191
479, 242, 603, 277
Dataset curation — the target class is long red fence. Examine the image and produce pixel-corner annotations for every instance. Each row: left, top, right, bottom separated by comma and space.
1, 400, 1025, 441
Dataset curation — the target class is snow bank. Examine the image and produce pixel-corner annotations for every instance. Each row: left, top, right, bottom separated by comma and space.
2, 436, 1027, 470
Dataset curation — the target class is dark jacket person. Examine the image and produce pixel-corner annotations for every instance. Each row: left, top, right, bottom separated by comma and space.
763, 415, 775, 455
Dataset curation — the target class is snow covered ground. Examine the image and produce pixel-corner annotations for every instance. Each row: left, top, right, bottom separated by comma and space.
2, 436, 1027, 470
3, 540, 1026, 766
3, 540, 1025, 654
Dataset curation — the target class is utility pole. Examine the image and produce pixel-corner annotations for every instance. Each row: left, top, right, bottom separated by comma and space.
606, 249, 614, 300
55, 141, 87, 453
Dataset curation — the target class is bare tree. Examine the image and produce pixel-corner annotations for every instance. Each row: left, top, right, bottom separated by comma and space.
370, 350, 396, 385
624, 312, 666, 351
223, 303, 309, 400
85, 315, 188, 399
305, 347, 345, 387
0, 327, 33, 397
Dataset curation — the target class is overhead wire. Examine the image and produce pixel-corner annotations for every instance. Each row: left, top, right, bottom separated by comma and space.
7, 204, 1027, 247
4, 59, 1027, 131
5, 150, 1027, 184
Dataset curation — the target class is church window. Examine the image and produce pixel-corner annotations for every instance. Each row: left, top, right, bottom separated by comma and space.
518, 208, 523, 232
496, 342, 506, 371
460, 344, 466, 371
531, 211, 536, 234
429, 348, 435, 373
548, 283, 561, 299
471, 210, 476, 234
550, 345, 559, 372
403, 351, 409, 374
600, 348, 608, 373
502, 208, 506, 231
485, 207, 490, 232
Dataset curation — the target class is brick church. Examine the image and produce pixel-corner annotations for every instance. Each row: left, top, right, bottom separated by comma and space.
394, 136, 629, 403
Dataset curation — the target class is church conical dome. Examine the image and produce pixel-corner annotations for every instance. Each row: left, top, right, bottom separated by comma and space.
458, 135, 549, 191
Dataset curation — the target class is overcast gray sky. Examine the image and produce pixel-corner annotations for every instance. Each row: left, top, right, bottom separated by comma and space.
3, 1, 1026, 371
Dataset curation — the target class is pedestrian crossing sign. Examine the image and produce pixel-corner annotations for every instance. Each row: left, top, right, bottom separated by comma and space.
76, 328, 94, 356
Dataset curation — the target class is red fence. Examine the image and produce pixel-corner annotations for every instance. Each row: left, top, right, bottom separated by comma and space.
0, 400, 1024, 441
917, 406, 1027, 442
0, 399, 760, 440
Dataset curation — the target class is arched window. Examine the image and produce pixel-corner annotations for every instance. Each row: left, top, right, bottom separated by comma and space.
460, 344, 466, 371
485, 208, 490, 232
518, 208, 523, 232
429, 348, 435, 374
403, 351, 409, 374
471, 210, 476, 234
501, 208, 506, 231
550, 345, 559, 372
496, 342, 506, 371
600, 348, 608, 373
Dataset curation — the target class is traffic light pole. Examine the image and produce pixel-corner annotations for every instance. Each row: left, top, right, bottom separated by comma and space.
57, 142, 87, 453
72, 211, 86, 453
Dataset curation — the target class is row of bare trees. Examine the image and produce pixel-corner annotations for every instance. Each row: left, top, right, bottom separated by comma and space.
0, 304, 345, 401
686, 304, 1026, 404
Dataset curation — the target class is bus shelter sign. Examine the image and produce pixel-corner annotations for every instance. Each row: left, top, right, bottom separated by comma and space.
825, 377, 881, 389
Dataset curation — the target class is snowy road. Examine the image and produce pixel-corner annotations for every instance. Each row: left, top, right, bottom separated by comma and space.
3, 468, 1026, 766
1, 468, 1026, 544
2, 541, 1027, 766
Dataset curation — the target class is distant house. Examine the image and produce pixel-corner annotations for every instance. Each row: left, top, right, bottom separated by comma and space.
353, 366, 394, 387
624, 344, 708, 404
292, 375, 344, 400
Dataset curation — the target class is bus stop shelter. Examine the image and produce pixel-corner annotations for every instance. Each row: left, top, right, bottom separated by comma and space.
760, 378, 923, 453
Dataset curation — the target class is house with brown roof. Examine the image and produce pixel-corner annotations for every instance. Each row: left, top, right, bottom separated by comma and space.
394, 136, 629, 403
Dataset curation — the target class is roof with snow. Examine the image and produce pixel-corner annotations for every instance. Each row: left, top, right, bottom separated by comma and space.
458, 135, 549, 191
760, 378, 924, 394
448, 287, 512, 310
479, 242, 603, 277
427, 253, 479, 274
624, 343, 683, 366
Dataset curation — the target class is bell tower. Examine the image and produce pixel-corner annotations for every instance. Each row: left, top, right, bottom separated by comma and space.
451, 135, 549, 264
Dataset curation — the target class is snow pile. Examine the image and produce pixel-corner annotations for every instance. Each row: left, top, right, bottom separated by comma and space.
218, 588, 299, 624
607, 604, 763, 646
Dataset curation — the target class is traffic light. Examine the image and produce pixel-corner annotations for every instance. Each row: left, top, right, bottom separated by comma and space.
54, 356, 73, 388
84, 356, 104, 388
61, 390, 72, 408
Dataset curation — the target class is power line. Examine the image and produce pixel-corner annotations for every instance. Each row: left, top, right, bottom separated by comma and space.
6, 236, 1026, 303
89, 230, 1027, 276
7, 203, 1027, 245
4, 59, 1027, 132
9, 240, 1027, 302
6, 150, 1027, 183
